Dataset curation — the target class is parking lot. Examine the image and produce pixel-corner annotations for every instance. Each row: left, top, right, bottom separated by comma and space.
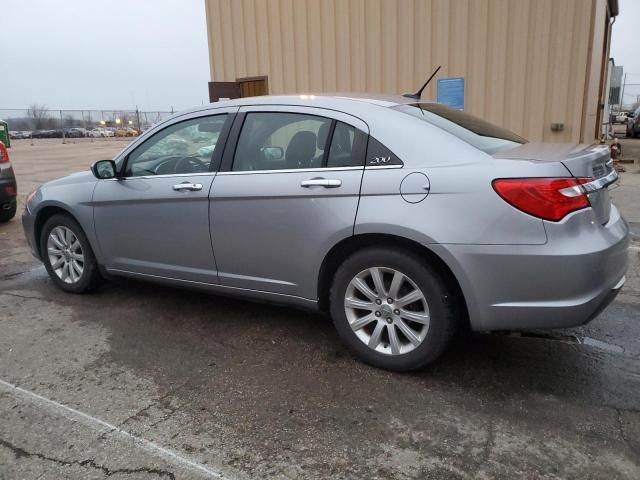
1, 137, 640, 479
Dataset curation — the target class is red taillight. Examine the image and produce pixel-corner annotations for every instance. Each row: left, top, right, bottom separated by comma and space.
0, 142, 8, 163
492, 177, 592, 222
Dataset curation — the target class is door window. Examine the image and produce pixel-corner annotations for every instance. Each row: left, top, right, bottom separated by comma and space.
125, 115, 227, 177
232, 112, 365, 171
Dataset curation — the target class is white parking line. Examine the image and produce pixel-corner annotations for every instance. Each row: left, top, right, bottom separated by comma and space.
0, 378, 228, 479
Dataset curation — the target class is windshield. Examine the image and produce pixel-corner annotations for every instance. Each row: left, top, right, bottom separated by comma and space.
393, 103, 527, 154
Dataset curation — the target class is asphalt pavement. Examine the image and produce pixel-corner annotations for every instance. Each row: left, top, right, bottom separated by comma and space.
1, 138, 639, 479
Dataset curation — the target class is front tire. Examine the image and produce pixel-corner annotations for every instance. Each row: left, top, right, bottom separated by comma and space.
40, 214, 103, 293
329, 248, 458, 371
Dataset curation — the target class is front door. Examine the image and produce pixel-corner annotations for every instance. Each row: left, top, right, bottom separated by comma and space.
210, 106, 368, 300
93, 111, 234, 283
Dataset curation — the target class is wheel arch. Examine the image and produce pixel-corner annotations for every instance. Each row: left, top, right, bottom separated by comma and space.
34, 205, 84, 258
317, 233, 469, 327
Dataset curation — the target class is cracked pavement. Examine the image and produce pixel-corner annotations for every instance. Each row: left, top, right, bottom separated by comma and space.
1, 138, 639, 479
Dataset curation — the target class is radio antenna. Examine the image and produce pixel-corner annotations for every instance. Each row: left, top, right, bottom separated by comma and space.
402, 66, 442, 100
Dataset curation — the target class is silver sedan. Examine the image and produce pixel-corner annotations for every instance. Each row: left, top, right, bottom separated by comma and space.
22, 95, 629, 370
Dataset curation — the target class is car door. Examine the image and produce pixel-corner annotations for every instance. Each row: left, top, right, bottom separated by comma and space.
210, 105, 369, 300
93, 109, 236, 283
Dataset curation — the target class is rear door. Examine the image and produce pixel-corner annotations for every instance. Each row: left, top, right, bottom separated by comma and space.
209, 105, 368, 300
93, 109, 236, 283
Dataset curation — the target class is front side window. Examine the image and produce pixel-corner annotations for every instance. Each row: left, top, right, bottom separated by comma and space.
125, 115, 227, 177
232, 113, 365, 171
393, 103, 526, 155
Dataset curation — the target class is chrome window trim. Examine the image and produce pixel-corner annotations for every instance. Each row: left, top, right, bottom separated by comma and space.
100, 172, 216, 181
365, 164, 404, 170
217, 166, 365, 176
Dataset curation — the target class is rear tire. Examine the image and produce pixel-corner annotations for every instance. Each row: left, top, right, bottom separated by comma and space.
0, 201, 17, 222
40, 214, 103, 293
329, 247, 458, 371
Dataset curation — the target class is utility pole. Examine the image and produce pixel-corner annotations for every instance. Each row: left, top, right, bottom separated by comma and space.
620, 73, 627, 111
60, 110, 66, 144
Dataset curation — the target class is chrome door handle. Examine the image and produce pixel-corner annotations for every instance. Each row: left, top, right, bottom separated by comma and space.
172, 182, 203, 191
300, 178, 342, 188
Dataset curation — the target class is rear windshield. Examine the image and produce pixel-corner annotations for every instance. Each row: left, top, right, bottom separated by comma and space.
392, 103, 527, 154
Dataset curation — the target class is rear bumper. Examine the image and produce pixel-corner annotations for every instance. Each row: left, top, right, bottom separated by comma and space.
431, 205, 629, 331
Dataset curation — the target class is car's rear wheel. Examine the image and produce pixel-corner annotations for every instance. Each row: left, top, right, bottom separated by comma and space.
0, 201, 17, 222
330, 248, 458, 371
40, 214, 103, 293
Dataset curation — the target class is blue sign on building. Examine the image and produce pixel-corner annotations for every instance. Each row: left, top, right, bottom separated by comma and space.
437, 77, 465, 110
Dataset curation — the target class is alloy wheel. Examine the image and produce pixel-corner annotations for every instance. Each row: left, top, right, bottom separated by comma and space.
344, 267, 430, 355
47, 226, 84, 284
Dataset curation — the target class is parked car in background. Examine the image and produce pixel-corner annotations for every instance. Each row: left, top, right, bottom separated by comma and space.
32, 129, 56, 139
89, 128, 114, 138
615, 112, 628, 124
22, 95, 628, 371
0, 141, 17, 222
9, 131, 31, 140
64, 127, 87, 138
626, 107, 640, 138
115, 128, 139, 137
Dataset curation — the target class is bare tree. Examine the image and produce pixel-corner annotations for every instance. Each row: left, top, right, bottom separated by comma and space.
27, 104, 49, 130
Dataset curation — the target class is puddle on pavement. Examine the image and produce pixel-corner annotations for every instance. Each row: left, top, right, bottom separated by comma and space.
502, 331, 625, 354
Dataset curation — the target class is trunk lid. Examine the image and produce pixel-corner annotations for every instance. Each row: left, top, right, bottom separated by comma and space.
494, 143, 615, 224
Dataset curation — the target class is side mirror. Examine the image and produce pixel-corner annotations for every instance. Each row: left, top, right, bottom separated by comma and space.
261, 146, 284, 160
91, 159, 117, 179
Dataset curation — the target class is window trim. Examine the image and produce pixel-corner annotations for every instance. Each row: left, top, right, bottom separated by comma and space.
119, 112, 234, 178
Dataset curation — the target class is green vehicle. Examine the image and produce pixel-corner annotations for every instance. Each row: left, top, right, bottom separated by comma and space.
0, 120, 10, 148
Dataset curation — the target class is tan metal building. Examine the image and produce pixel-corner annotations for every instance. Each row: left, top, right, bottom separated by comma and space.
204, 0, 619, 143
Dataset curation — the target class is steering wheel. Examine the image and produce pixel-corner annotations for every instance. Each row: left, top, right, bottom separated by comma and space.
174, 155, 208, 174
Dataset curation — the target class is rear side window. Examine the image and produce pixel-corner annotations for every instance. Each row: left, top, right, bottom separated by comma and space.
393, 103, 526, 154
366, 137, 403, 167
232, 112, 366, 171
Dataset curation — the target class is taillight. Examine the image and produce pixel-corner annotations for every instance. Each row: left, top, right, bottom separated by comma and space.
0, 142, 8, 163
492, 177, 592, 222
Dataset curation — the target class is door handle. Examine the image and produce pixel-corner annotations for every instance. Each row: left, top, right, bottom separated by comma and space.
300, 178, 342, 188
172, 182, 203, 191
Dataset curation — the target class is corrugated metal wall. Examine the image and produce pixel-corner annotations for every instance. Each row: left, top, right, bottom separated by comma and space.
205, 0, 608, 143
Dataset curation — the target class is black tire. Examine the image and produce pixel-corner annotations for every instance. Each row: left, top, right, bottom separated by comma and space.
40, 214, 103, 293
329, 247, 458, 371
0, 201, 17, 222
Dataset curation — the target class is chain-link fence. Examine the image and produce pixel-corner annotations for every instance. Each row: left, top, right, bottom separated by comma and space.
0, 108, 173, 140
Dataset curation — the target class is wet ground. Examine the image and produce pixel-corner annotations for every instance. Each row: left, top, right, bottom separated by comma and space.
1, 138, 639, 479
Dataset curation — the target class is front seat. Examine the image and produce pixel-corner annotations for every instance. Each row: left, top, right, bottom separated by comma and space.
285, 131, 317, 169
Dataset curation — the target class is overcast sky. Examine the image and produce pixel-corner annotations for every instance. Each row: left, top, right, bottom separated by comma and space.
611, 0, 640, 107
1, 0, 638, 112
1, 0, 210, 111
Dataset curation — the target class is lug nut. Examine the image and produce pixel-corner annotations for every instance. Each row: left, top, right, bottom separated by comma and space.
386, 318, 393, 324
375, 311, 382, 317
375, 299, 382, 305
394, 309, 400, 315
387, 298, 393, 304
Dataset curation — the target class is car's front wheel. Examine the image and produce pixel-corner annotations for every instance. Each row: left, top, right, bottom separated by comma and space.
40, 214, 103, 293
330, 248, 458, 371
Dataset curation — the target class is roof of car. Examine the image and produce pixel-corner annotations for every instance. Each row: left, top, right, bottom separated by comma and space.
180, 93, 430, 117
